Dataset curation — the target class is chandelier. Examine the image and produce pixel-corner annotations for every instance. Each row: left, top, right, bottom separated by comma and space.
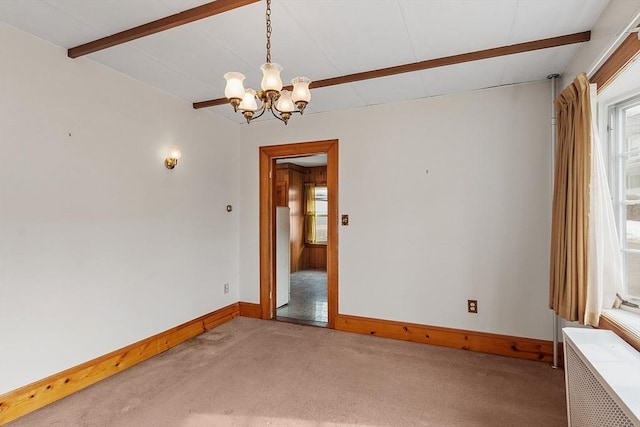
223, 0, 311, 125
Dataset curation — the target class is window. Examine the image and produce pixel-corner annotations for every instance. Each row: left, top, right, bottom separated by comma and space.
610, 96, 640, 301
304, 184, 327, 244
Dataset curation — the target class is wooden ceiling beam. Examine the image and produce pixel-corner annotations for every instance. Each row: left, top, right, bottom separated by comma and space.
68, 0, 259, 58
591, 30, 640, 94
193, 30, 591, 110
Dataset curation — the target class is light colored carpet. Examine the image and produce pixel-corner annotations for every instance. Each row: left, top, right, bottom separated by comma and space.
9, 317, 567, 426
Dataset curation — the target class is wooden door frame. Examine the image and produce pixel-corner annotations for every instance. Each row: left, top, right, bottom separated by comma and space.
259, 139, 338, 328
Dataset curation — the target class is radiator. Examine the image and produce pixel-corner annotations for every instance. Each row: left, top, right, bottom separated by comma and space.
563, 328, 640, 427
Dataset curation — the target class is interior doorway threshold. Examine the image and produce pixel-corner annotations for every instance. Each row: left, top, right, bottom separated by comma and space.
275, 316, 328, 328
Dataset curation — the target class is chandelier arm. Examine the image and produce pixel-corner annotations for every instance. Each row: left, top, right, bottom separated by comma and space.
271, 103, 302, 116
270, 102, 285, 114
270, 108, 289, 124
278, 106, 303, 116
250, 103, 268, 121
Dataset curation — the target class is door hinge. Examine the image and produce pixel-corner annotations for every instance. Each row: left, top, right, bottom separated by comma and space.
269, 170, 272, 179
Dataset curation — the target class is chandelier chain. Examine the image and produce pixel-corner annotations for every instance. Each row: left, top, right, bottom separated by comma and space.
265, 0, 272, 64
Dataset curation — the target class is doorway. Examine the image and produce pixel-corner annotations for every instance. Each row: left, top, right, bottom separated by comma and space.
275, 156, 328, 326
259, 140, 338, 328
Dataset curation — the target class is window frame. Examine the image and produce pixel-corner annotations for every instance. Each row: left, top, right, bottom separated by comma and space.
305, 184, 328, 245
608, 95, 640, 304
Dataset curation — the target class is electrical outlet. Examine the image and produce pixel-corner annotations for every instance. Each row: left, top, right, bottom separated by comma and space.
468, 300, 478, 313
224, 283, 229, 294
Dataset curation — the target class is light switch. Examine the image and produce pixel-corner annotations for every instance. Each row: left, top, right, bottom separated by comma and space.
341, 214, 349, 226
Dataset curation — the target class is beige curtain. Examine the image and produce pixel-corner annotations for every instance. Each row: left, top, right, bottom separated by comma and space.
549, 73, 592, 324
304, 183, 316, 244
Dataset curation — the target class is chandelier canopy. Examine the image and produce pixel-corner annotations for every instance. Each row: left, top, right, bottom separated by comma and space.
223, 0, 311, 125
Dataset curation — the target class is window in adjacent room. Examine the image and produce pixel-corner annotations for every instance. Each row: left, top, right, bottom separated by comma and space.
304, 183, 328, 244
610, 95, 640, 304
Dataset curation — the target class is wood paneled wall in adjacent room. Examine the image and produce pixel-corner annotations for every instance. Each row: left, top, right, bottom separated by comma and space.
276, 163, 307, 272
306, 165, 327, 185
303, 245, 327, 269
275, 164, 328, 272
302, 165, 328, 270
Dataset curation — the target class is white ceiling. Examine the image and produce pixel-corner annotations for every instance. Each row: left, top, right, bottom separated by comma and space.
277, 154, 327, 167
0, 0, 610, 124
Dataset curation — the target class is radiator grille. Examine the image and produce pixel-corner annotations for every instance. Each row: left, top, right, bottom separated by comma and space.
566, 342, 635, 427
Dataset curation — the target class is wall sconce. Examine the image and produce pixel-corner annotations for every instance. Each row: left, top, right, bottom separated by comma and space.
165, 146, 182, 170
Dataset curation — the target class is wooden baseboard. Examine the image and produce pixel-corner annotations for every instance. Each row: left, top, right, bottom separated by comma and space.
239, 302, 262, 318
0, 303, 240, 425
335, 314, 562, 364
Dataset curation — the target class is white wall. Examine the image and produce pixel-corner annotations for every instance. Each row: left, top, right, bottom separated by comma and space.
238, 81, 553, 340
13, 0, 637, 394
0, 23, 240, 393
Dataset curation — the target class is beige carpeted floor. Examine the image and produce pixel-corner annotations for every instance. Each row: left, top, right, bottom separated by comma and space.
9, 317, 567, 426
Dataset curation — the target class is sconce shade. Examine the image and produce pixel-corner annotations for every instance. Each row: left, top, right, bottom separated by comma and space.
239, 89, 258, 111
165, 146, 182, 169
224, 72, 246, 100
168, 146, 182, 159
260, 63, 283, 92
291, 77, 311, 102
276, 90, 294, 113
